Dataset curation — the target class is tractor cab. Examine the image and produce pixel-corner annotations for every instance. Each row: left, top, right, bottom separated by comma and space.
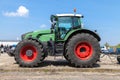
51, 14, 83, 40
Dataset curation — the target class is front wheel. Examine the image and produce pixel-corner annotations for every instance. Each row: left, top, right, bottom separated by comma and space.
65, 33, 100, 67
14, 39, 45, 67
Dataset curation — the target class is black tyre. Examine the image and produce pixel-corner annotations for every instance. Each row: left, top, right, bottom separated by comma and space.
117, 56, 120, 63
63, 53, 70, 62
65, 33, 100, 67
14, 39, 45, 67
63, 44, 70, 62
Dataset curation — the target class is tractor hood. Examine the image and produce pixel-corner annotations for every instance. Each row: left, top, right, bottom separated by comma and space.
33, 30, 51, 34
22, 30, 51, 40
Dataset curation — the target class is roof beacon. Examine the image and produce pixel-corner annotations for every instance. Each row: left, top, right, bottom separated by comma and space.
74, 8, 76, 16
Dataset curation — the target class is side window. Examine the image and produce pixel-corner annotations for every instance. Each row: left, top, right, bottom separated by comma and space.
73, 17, 81, 27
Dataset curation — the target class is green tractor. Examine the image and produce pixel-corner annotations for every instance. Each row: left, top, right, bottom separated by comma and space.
14, 13, 101, 67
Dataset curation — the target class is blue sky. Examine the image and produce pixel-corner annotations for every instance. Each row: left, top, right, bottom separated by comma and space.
0, 0, 120, 46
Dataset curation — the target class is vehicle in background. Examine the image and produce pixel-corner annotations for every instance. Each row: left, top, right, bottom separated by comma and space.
7, 45, 17, 56
100, 46, 119, 54
101, 46, 109, 53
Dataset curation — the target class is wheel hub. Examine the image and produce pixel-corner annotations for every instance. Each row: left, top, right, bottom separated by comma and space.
75, 42, 93, 60
80, 47, 86, 52
20, 45, 38, 62
26, 50, 33, 57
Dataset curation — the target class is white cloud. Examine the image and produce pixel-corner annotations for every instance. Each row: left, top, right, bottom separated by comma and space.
40, 24, 47, 29
3, 6, 29, 17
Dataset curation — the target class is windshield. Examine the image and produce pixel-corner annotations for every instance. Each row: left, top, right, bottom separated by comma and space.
58, 17, 81, 28
58, 17, 72, 29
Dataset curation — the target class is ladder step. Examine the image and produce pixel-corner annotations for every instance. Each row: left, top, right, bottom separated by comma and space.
54, 53, 63, 60
54, 53, 63, 56
56, 44, 64, 46
56, 49, 63, 51
54, 42, 64, 58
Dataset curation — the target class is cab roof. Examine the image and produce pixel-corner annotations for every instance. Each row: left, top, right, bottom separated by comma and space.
55, 14, 83, 17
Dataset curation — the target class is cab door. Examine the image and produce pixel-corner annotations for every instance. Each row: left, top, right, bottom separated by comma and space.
56, 17, 73, 40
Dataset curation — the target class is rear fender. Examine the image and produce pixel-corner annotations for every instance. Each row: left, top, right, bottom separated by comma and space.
64, 29, 101, 42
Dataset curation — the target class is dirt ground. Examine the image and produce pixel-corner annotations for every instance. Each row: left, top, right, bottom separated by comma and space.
0, 53, 120, 80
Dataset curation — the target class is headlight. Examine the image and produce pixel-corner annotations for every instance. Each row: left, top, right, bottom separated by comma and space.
21, 34, 26, 40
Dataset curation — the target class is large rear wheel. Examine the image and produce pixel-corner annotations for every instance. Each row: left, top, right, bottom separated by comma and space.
14, 39, 45, 67
65, 33, 100, 67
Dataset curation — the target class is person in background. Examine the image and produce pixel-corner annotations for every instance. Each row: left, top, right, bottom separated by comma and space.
0, 44, 4, 53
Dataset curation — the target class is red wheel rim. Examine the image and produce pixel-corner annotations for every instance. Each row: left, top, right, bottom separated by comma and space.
74, 42, 93, 60
20, 45, 38, 62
